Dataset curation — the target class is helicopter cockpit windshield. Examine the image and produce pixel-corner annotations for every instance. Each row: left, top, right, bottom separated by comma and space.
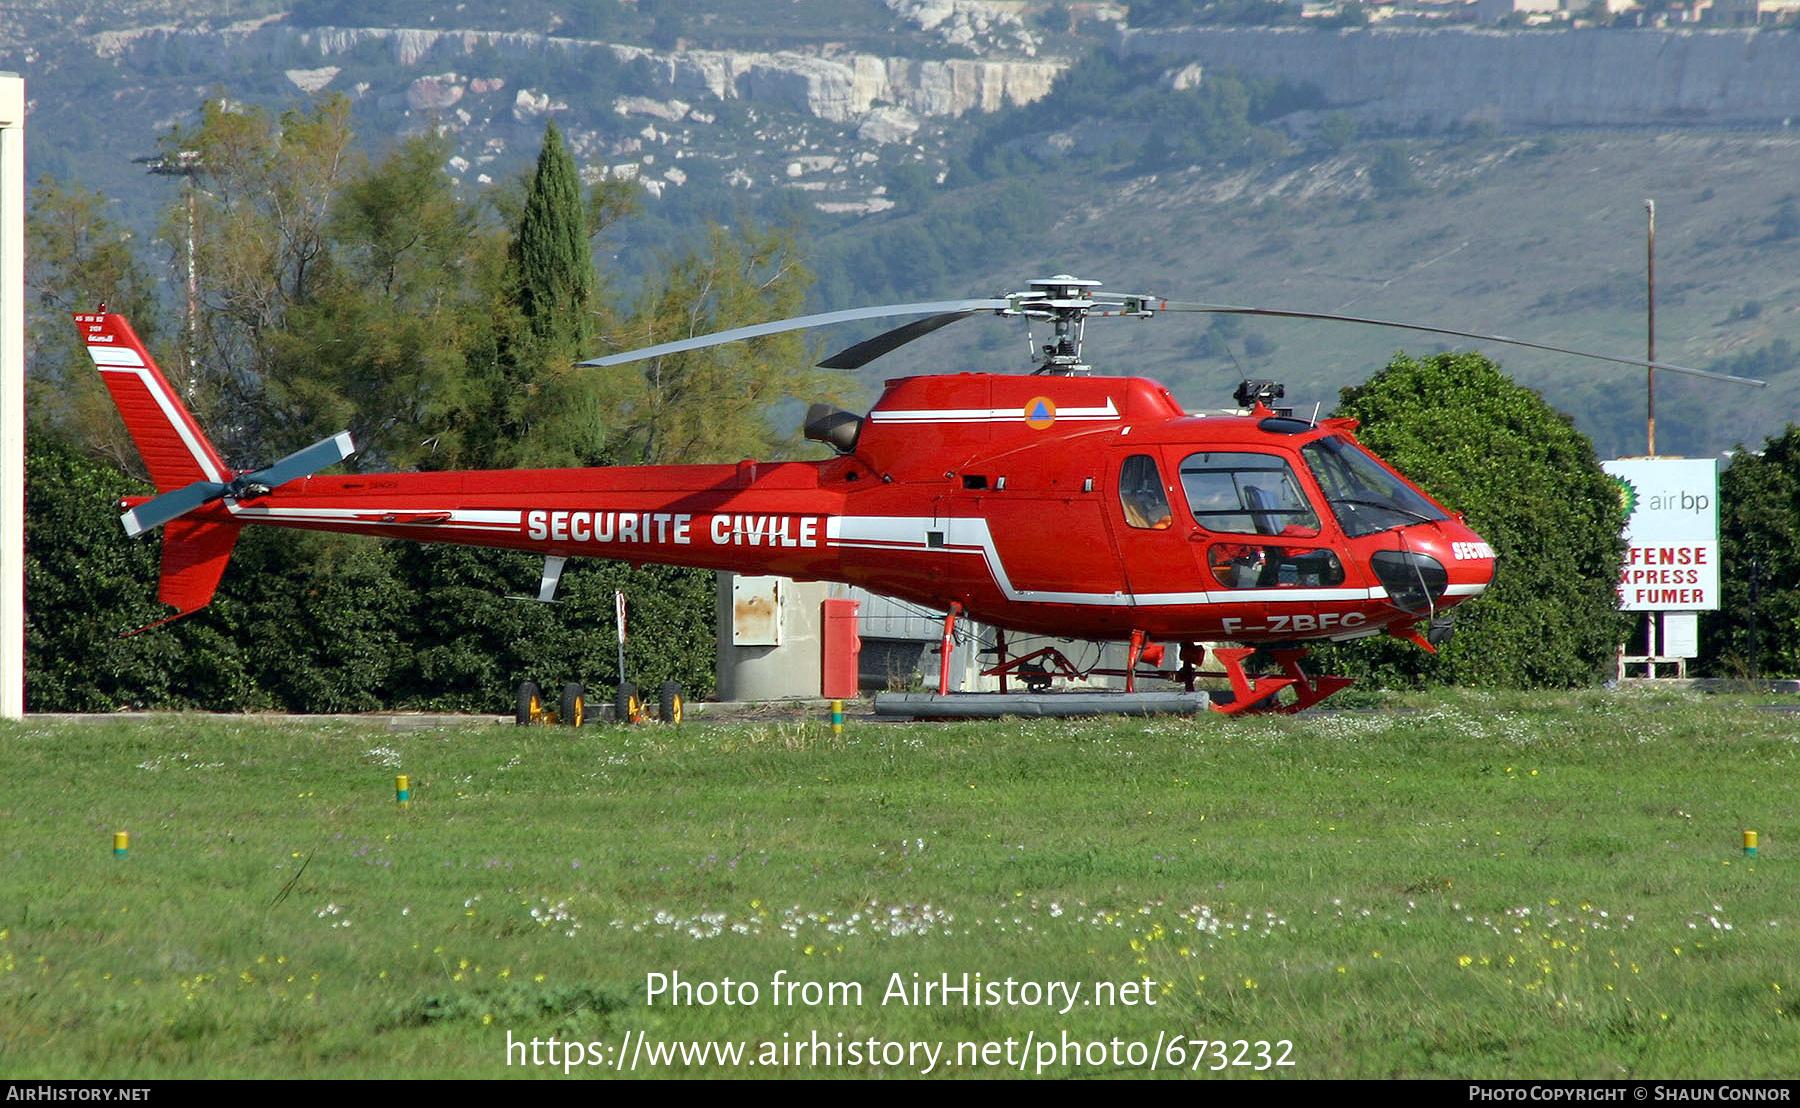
1300, 434, 1449, 538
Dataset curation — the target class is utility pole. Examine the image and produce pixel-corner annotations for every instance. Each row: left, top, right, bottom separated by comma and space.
137, 150, 203, 394
1645, 198, 1656, 457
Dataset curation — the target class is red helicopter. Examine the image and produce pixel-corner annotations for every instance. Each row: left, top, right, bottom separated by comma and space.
77, 275, 1764, 715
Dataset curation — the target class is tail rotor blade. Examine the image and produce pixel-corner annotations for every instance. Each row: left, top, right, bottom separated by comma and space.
238, 430, 356, 494
121, 430, 356, 537
121, 479, 228, 538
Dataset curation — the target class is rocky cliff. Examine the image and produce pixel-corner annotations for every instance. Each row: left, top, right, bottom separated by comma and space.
93, 20, 1067, 125
1115, 26, 1800, 131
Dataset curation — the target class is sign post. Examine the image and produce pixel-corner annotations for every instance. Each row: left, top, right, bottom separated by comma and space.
614, 588, 628, 693
1602, 457, 1719, 678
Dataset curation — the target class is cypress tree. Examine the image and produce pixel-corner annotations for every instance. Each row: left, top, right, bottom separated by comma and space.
511, 119, 595, 358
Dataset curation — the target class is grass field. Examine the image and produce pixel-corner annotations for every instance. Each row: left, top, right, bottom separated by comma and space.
1, 689, 1796, 1079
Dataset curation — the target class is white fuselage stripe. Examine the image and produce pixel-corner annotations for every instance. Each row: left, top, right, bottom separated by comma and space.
825, 515, 1424, 608
224, 505, 522, 529
867, 399, 1120, 424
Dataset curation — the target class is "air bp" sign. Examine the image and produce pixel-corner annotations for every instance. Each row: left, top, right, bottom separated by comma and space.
1601, 458, 1719, 612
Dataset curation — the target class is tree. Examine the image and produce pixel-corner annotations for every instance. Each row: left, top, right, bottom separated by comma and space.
25, 177, 164, 472
1369, 144, 1418, 196
1315, 111, 1359, 153
467, 120, 632, 468
1701, 427, 1800, 678
1318, 352, 1630, 688
156, 95, 361, 457
24, 434, 257, 710
609, 222, 846, 465
222, 530, 415, 712
511, 120, 597, 359
883, 159, 936, 211
275, 131, 502, 470
388, 545, 715, 709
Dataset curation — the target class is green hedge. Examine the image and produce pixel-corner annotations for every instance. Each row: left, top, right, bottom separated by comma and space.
25, 434, 715, 713
1313, 352, 1631, 689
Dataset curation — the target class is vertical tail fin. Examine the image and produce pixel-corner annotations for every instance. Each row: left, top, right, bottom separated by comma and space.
75, 312, 230, 493
77, 311, 353, 630
76, 311, 240, 628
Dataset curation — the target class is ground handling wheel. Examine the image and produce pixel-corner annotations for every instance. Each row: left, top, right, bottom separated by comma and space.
560, 682, 585, 728
658, 680, 683, 725
515, 680, 543, 726
614, 681, 643, 724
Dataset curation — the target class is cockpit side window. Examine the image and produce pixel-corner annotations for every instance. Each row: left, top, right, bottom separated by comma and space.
1208, 542, 1345, 590
1179, 452, 1320, 537
1119, 454, 1174, 530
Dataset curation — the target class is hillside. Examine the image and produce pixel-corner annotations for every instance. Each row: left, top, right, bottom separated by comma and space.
10, 5, 1800, 459
20, 0, 1100, 240
847, 129, 1800, 461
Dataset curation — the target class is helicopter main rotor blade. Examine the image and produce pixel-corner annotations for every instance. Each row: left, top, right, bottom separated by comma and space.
1119, 300, 1769, 388
580, 299, 1012, 369
818, 310, 984, 370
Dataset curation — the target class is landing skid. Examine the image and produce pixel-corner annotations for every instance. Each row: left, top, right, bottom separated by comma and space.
1205, 647, 1354, 716
874, 690, 1216, 719
872, 657, 1350, 719
928, 611, 1354, 716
